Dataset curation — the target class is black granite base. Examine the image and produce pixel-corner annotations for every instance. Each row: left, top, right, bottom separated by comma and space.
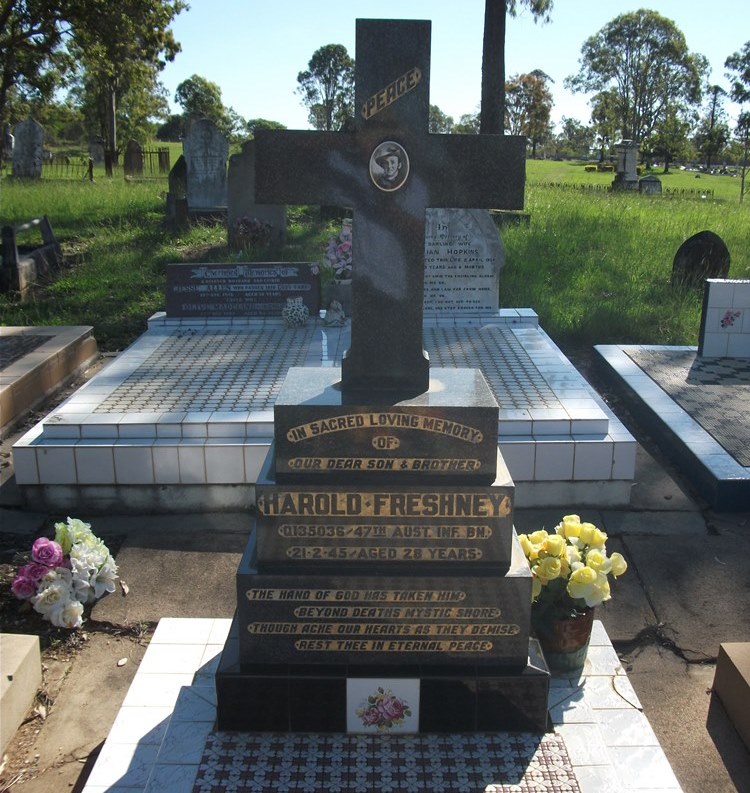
216, 618, 550, 733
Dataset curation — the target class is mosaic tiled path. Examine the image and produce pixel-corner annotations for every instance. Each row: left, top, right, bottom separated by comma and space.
192, 732, 580, 793
625, 348, 750, 467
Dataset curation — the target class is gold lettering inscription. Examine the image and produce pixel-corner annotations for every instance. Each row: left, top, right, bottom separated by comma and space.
278, 524, 492, 540
294, 639, 493, 652
249, 622, 519, 637
258, 492, 511, 518
287, 457, 482, 472
285, 413, 483, 444
245, 589, 466, 602
293, 606, 502, 619
361, 67, 422, 120
286, 546, 483, 561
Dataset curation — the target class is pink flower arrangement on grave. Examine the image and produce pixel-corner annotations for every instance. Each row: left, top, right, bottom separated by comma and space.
356, 687, 411, 731
322, 219, 353, 280
11, 517, 118, 629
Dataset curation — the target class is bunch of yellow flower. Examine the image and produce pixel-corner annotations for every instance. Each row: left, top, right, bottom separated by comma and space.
519, 514, 627, 611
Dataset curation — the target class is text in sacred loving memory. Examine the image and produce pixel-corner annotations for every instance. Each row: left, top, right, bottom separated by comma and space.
287, 413, 483, 443
256, 492, 512, 518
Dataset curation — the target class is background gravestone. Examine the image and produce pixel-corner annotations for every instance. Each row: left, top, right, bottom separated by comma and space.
423, 208, 504, 314
227, 140, 286, 250
612, 139, 639, 190
3, 123, 14, 161
671, 230, 730, 289
123, 139, 144, 177
166, 155, 189, 225
639, 174, 662, 195
88, 140, 105, 164
12, 118, 44, 179
184, 118, 228, 211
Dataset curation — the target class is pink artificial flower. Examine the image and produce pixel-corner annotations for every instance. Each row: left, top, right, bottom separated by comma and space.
11, 573, 37, 600
31, 537, 64, 568
18, 562, 49, 582
378, 696, 405, 721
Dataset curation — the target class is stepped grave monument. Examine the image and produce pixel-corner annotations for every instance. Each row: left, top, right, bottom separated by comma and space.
215, 18, 550, 733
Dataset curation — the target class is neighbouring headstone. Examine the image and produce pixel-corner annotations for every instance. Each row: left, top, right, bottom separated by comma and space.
183, 118, 228, 211
88, 139, 105, 164
123, 139, 143, 177
423, 208, 504, 314
639, 174, 662, 195
165, 262, 320, 318
227, 140, 286, 251
612, 139, 639, 190
166, 155, 188, 225
671, 230, 730, 289
216, 18, 548, 736
11, 118, 44, 179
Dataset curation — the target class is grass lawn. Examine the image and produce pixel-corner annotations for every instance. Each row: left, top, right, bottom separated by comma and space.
1, 159, 748, 351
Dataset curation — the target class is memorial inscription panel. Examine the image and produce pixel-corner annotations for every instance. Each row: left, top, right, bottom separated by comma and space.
165, 262, 319, 318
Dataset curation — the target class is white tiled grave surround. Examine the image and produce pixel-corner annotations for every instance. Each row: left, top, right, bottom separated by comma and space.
12, 312, 636, 508
698, 279, 750, 358
79, 617, 682, 793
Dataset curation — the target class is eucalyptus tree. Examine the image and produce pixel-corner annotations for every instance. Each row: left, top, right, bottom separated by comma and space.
296, 44, 354, 131
566, 10, 707, 143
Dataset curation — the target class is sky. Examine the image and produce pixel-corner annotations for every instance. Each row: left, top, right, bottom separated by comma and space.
158, 0, 749, 131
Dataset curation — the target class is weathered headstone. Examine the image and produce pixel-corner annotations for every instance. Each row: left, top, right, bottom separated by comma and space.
165, 262, 320, 318
671, 230, 730, 289
612, 139, 639, 190
216, 18, 548, 736
227, 140, 286, 250
423, 208, 504, 314
123, 139, 143, 177
639, 174, 662, 195
11, 118, 44, 179
183, 118, 228, 211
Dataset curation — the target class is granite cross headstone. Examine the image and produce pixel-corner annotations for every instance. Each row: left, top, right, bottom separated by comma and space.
255, 19, 525, 394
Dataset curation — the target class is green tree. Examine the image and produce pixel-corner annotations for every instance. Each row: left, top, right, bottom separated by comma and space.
453, 111, 481, 134
725, 42, 750, 200
480, 0, 553, 135
555, 117, 595, 159
648, 105, 694, 173
246, 118, 287, 136
429, 104, 454, 133
296, 44, 354, 131
0, 1, 69, 145
589, 89, 619, 161
66, 0, 185, 163
504, 70, 553, 157
175, 74, 224, 121
694, 85, 729, 170
566, 10, 707, 143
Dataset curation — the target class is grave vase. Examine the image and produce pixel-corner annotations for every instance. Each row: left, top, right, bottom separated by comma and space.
326, 278, 352, 316
531, 606, 594, 673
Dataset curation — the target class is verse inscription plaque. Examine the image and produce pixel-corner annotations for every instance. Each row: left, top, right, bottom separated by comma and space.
165, 262, 319, 318
237, 528, 530, 667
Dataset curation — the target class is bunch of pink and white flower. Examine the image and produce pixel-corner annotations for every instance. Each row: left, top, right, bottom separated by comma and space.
11, 518, 118, 629
322, 219, 353, 280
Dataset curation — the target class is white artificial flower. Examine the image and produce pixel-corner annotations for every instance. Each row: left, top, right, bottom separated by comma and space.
49, 599, 85, 629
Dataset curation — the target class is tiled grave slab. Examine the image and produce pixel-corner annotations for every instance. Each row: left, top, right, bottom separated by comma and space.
13, 315, 636, 509
78, 617, 682, 793
596, 345, 750, 510
0, 326, 97, 438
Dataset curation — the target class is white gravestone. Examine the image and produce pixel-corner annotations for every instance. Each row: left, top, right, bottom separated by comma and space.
423, 208, 504, 314
184, 118, 228, 211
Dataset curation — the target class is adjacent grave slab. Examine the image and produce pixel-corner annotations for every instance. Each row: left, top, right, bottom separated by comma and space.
595, 344, 750, 510
1, 326, 98, 439
0, 634, 41, 754
12, 314, 635, 512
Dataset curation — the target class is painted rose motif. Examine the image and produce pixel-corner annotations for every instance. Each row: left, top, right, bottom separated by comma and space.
720, 310, 741, 329
356, 687, 411, 731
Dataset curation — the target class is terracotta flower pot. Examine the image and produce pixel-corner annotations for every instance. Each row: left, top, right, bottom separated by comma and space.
531, 606, 594, 673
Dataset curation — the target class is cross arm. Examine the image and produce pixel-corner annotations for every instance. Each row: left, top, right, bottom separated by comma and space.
254, 129, 360, 206
420, 134, 526, 209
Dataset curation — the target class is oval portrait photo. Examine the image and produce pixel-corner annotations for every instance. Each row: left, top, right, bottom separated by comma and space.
370, 141, 409, 192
